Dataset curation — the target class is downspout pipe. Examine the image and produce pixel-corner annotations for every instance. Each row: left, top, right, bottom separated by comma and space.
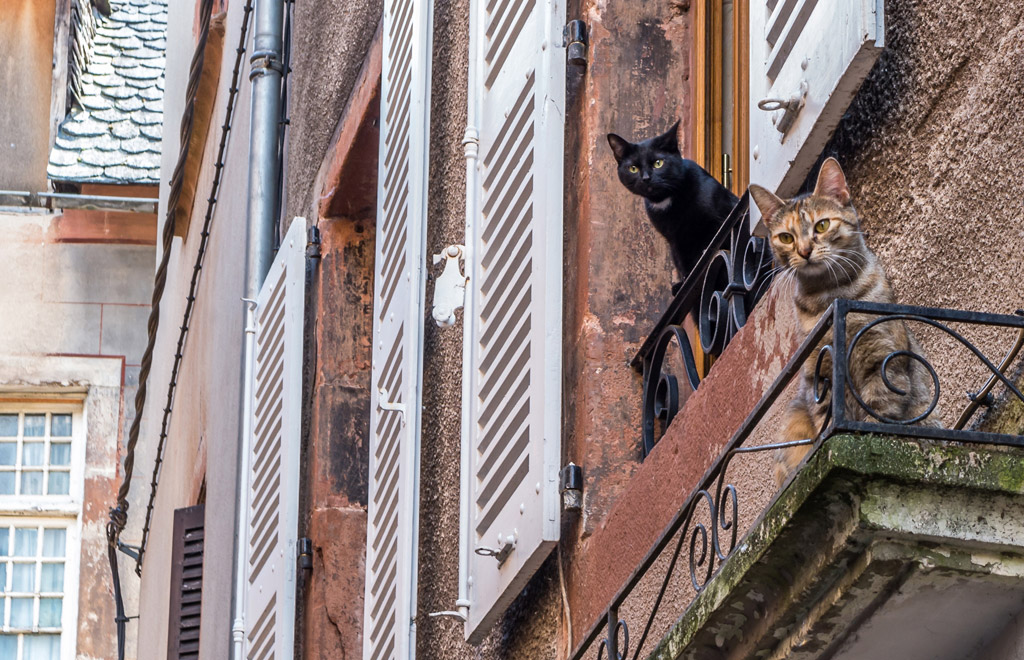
232, 0, 285, 658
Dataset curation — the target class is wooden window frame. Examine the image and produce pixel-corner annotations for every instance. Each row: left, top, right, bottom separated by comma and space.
691, 0, 749, 195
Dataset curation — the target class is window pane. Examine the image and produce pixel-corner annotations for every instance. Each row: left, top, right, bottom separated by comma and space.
21, 471, 43, 495
12, 563, 34, 592
38, 598, 62, 627
42, 529, 65, 558
0, 443, 15, 465
0, 635, 15, 658
23, 415, 45, 437
40, 564, 63, 592
0, 473, 13, 495
49, 443, 71, 467
10, 597, 33, 627
24, 634, 61, 659
14, 529, 37, 557
50, 414, 71, 437
0, 528, 7, 555
0, 415, 17, 437
47, 472, 70, 496
0, 563, 6, 591
23, 442, 44, 467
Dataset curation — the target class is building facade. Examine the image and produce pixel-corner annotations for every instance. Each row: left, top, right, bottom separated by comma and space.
0, 0, 165, 658
122, 0, 1024, 659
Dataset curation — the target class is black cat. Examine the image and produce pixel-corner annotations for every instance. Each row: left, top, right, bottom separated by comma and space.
607, 121, 738, 287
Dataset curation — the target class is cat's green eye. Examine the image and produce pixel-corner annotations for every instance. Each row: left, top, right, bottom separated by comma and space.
814, 219, 831, 234
653, 159, 664, 169
777, 232, 795, 244
629, 165, 639, 173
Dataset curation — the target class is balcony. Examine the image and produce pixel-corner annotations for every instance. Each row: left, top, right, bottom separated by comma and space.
571, 197, 1024, 660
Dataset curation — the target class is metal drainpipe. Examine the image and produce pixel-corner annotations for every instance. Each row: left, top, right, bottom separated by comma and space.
232, 0, 285, 657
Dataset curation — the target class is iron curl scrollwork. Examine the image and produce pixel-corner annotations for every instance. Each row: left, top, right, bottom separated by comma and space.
596, 618, 629, 660
641, 324, 701, 457
686, 484, 739, 593
844, 316, 946, 425
638, 196, 776, 457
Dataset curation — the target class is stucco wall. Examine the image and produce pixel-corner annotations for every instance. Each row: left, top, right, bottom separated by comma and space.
0, 203, 154, 658
133, 1, 252, 658
821, 0, 1024, 428
284, 0, 383, 224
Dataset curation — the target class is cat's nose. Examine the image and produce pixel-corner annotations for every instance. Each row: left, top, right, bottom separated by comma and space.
798, 246, 812, 259
641, 172, 650, 181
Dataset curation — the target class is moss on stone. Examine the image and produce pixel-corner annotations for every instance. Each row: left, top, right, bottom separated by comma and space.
643, 433, 1024, 660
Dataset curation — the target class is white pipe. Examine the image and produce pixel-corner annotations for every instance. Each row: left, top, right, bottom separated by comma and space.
232, 299, 257, 660
456, 0, 483, 626
232, 0, 285, 656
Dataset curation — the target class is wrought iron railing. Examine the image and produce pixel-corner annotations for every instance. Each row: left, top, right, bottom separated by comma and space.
575, 299, 1024, 660
633, 193, 775, 457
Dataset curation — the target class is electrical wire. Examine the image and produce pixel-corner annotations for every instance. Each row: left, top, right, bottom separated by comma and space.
106, 1, 254, 657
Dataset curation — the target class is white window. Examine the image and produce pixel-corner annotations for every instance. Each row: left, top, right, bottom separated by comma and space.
0, 406, 83, 660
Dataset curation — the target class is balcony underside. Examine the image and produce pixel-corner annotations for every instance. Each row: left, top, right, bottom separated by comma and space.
650, 434, 1024, 660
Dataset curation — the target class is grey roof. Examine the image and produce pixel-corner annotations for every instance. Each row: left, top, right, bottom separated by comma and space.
48, 0, 167, 185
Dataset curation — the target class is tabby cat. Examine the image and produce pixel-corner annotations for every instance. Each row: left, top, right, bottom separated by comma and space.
749, 158, 939, 486
608, 121, 738, 285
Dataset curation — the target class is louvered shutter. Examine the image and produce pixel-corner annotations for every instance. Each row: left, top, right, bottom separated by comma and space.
243, 217, 306, 660
749, 0, 884, 195
363, 0, 431, 656
462, 0, 565, 642
167, 504, 204, 660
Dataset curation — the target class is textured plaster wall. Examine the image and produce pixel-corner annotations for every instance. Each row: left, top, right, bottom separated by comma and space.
133, 1, 252, 658
821, 0, 1024, 428
284, 0, 384, 225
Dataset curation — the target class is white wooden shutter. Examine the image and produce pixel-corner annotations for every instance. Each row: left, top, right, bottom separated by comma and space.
244, 217, 306, 659
462, 0, 565, 642
364, 0, 431, 656
749, 0, 884, 195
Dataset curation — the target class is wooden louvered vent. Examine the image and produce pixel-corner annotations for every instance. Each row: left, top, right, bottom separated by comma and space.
168, 505, 205, 660
462, 0, 565, 642
363, 0, 431, 657
243, 218, 306, 660
749, 0, 884, 195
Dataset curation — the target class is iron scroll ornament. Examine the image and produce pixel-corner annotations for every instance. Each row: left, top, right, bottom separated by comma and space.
638, 196, 775, 457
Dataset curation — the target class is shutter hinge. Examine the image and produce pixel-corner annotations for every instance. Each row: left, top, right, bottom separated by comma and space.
431, 245, 468, 328
297, 537, 313, 571
377, 388, 406, 418
116, 541, 141, 561
305, 225, 321, 259
563, 20, 588, 67
560, 463, 583, 513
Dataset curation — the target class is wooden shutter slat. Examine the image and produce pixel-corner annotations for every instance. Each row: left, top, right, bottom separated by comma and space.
168, 504, 206, 660
364, 0, 431, 658
462, 0, 564, 643
242, 218, 306, 659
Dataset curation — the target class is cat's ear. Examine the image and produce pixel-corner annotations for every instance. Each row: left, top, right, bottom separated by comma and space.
607, 133, 633, 163
652, 120, 681, 154
814, 157, 852, 206
749, 185, 786, 224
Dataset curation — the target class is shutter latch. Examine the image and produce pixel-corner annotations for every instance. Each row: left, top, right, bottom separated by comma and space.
431, 245, 468, 327
475, 533, 517, 565
758, 80, 809, 137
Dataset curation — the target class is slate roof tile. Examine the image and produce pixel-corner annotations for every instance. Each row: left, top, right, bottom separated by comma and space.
48, 0, 166, 185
